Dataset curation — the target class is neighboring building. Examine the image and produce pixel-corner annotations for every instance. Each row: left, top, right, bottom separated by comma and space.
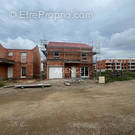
96, 59, 135, 72
43, 42, 96, 79
0, 44, 41, 80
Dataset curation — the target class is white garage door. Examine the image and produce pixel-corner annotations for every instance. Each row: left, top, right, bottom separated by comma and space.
49, 67, 63, 79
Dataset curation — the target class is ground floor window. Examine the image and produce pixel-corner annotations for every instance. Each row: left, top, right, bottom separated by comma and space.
21, 67, 26, 78
81, 67, 89, 78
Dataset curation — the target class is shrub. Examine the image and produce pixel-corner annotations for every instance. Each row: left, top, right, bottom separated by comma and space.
96, 71, 135, 83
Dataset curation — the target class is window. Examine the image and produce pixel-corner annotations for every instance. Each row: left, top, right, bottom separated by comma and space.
21, 67, 26, 78
106, 63, 111, 65
81, 67, 84, 76
81, 67, 89, 78
54, 52, 59, 58
21, 53, 27, 63
8, 52, 13, 56
82, 53, 87, 60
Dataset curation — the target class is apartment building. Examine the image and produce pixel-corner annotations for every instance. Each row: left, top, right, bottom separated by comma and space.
0, 44, 41, 80
43, 42, 96, 79
96, 59, 135, 72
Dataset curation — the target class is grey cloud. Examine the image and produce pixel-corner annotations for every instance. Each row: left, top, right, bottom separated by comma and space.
0, 0, 135, 59
89, 28, 135, 59
110, 28, 135, 49
2, 37, 35, 49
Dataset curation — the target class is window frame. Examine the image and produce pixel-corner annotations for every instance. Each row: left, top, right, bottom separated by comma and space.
54, 51, 59, 58
21, 52, 27, 63
8, 52, 13, 57
80, 66, 89, 78
21, 67, 26, 78
82, 52, 87, 61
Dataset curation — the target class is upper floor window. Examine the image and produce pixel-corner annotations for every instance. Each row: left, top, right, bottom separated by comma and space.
54, 51, 59, 58
8, 52, 13, 57
82, 53, 87, 60
21, 52, 27, 63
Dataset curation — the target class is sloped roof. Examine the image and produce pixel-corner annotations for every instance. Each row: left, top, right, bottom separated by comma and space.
48, 42, 92, 49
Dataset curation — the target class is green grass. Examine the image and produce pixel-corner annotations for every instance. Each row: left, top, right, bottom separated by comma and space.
0, 81, 5, 87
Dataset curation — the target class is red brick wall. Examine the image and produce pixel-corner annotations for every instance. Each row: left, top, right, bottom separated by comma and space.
0, 45, 41, 79
0, 64, 8, 79
0, 45, 8, 79
47, 47, 93, 63
0, 45, 8, 58
46, 46, 93, 79
33, 46, 41, 78
76, 66, 81, 78
96, 60, 106, 70
7, 49, 34, 79
96, 59, 135, 71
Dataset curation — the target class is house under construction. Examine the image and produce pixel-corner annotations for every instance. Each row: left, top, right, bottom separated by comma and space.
42, 42, 96, 79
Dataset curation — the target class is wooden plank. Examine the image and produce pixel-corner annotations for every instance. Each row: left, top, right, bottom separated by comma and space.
15, 84, 51, 89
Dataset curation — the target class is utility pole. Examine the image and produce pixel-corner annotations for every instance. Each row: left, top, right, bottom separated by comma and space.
93, 41, 100, 81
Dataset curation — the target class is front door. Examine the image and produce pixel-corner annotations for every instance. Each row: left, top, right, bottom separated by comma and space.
71, 67, 76, 78
21, 67, 26, 78
8, 67, 13, 78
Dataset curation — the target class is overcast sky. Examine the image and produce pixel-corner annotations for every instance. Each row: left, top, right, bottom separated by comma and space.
0, 0, 135, 59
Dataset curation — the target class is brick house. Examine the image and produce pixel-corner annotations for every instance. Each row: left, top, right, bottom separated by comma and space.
96, 59, 135, 72
0, 44, 41, 80
43, 42, 95, 79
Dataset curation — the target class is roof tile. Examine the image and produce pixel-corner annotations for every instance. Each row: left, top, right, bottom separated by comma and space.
48, 42, 92, 49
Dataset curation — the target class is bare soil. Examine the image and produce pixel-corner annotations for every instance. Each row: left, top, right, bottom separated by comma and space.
0, 79, 135, 135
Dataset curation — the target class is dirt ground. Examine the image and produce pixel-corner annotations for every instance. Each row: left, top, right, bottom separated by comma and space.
0, 79, 135, 135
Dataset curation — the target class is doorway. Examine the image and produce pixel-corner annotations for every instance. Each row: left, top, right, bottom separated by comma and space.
8, 67, 13, 78
81, 67, 89, 78
71, 67, 76, 78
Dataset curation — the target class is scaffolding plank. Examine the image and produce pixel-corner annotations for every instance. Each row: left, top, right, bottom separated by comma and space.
15, 84, 51, 89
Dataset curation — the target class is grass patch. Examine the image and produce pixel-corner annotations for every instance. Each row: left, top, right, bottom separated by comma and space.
0, 81, 5, 87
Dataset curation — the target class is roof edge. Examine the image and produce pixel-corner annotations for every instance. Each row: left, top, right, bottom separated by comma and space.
48, 41, 92, 49
0, 44, 37, 51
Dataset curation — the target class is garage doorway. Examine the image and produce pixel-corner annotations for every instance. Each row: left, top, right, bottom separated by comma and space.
49, 67, 63, 79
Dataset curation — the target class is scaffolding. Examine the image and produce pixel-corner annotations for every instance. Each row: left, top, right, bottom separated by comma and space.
92, 42, 100, 81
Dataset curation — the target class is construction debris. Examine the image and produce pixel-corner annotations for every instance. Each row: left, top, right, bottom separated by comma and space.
3, 85, 14, 88
71, 78, 81, 83
15, 83, 51, 89
64, 82, 71, 86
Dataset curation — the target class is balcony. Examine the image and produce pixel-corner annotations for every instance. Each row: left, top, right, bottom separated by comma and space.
0, 58, 15, 65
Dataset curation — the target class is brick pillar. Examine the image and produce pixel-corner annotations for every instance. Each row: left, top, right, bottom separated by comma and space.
47, 65, 49, 80
89, 65, 93, 79
76, 66, 80, 78
63, 66, 65, 79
